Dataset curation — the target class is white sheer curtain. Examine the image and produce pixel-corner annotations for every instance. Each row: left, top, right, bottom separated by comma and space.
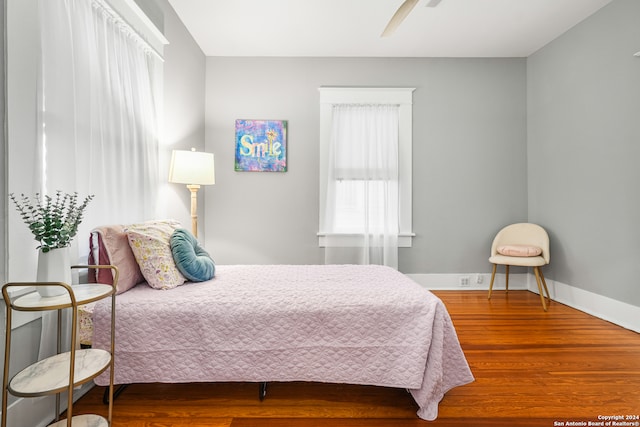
323, 104, 400, 269
36, 0, 162, 359
37, 0, 162, 244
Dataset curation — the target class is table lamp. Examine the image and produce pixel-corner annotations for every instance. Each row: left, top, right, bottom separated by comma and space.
168, 148, 215, 238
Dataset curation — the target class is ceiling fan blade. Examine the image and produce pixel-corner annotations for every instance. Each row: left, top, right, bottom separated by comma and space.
381, 0, 420, 37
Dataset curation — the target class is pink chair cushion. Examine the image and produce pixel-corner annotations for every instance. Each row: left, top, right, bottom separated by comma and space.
497, 244, 542, 257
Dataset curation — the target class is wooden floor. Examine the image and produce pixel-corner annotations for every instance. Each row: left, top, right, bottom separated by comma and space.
72, 290, 640, 427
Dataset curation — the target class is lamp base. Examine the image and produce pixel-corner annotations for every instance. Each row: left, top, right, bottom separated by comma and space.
186, 184, 200, 238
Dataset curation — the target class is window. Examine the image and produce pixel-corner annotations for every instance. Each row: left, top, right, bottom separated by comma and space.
318, 87, 415, 267
37, 0, 167, 243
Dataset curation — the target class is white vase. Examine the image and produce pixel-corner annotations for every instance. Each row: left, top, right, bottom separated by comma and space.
36, 247, 72, 297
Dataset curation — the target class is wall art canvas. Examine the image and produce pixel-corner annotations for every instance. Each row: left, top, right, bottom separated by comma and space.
235, 119, 287, 172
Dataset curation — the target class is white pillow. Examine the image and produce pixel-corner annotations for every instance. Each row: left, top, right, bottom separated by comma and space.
126, 220, 185, 290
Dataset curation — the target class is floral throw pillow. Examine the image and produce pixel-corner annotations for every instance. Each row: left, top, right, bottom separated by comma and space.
126, 220, 186, 290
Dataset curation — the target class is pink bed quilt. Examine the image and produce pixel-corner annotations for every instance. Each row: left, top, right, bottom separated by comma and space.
92, 264, 473, 420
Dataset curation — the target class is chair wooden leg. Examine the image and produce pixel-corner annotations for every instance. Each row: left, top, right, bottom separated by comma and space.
538, 267, 551, 304
534, 266, 548, 311
488, 264, 497, 299
505, 265, 510, 293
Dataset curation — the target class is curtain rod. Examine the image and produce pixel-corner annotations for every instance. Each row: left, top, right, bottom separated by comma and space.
99, 0, 168, 61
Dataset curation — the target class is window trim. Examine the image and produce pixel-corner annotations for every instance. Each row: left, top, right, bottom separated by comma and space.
318, 87, 415, 248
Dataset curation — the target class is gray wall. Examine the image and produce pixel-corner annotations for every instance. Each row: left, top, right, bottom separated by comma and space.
204, 57, 527, 273
149, 0, 207, 234
1, 0, 6, 283
1, 0, 6, 402
527, 0, 640, 306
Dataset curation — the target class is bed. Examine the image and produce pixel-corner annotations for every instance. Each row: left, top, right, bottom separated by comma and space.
85, 224, 474, 421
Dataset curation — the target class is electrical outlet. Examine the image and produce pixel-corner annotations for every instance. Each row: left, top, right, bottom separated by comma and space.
459, 276, 470, 287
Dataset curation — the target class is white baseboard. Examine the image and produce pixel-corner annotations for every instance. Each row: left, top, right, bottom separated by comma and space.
525, 276, 640, 333
407, 272, 528, 290
407, 273, 640, 333
5, 382, 94, 427
4, 395, 53, 427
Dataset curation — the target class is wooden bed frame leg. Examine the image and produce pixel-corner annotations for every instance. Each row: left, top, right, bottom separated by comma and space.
103, 384, 129, 405
259, 382, 268, 401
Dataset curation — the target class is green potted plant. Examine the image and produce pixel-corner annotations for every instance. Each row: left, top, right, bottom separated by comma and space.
10, 190, 94, 297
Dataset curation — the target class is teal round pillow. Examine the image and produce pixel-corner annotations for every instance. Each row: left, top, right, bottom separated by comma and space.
170, 228, 215, 282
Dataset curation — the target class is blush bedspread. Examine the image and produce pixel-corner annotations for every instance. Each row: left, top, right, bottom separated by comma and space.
92, 264, 473, 420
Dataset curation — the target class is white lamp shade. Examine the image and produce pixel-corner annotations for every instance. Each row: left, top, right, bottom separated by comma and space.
168, 149, 215, 185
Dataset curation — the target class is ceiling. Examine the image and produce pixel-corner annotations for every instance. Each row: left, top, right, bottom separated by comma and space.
167, 0, 614, 58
